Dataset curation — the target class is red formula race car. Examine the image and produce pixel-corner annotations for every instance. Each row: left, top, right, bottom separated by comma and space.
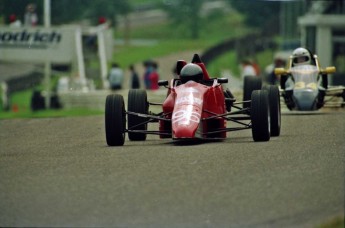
105, 54, 281, 146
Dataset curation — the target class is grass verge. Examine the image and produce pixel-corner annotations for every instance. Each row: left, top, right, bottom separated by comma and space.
0, 107, 103, 119
317, 215, 344, 228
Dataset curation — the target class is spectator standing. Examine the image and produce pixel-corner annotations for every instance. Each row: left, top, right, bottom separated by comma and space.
251, 59, 261, 76
240, 59, 257, 80
108, 63, 124, 90
129, 64, 140, 89
143, 60, 153, 89
98, 16, 109, 30
9, 14, 22, 27
266, 58, 286, 85
149, 62, 159, 90
24, 3, 38, 27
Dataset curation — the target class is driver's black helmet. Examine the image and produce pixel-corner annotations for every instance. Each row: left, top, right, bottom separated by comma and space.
180, 63, 203, 83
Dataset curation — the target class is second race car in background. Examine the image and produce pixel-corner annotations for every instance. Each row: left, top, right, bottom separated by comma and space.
274, 53, 345, 111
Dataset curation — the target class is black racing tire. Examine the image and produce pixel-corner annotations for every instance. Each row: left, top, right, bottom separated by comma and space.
243, 76, 262, 108
251, 90, 270, 142
262, 84, 281, 137
128, 89, 148, 141
105, 94, 126, 146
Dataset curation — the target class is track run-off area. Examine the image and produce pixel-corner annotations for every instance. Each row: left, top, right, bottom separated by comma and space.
0, 108, 344, 227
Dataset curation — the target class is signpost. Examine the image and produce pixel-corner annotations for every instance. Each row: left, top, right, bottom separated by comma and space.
44, 0, 51, 107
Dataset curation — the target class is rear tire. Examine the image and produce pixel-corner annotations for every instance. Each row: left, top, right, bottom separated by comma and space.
262, 85, 281, 136
243, 76, 262, 108
251, 90, 270, 142
105, 94, 126, 146
128, 89, 148, 141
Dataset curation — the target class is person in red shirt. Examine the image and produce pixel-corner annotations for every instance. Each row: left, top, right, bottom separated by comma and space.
149, 62, 160, 90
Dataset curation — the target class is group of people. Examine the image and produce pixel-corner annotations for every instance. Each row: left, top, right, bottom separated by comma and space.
143, 60, 159, 90
8, 3, 38, 28
108, 60, 160, 91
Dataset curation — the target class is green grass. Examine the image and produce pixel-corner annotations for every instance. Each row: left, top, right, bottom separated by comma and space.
0, 89, 103, 119
317, 215, 344, 228
0, 108, 103, 119
113, 39, 213, 69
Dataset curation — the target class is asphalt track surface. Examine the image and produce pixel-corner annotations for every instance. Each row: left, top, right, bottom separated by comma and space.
0, 109, 344, 227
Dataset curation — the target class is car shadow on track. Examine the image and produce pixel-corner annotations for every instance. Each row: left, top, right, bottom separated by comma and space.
167, 138, 224, 146
281, 110, 341, 116
161, 136, 260, 146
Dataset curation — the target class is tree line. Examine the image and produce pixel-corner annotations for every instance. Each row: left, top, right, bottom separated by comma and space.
1, 0, 281, 38
0, 0, 131, 26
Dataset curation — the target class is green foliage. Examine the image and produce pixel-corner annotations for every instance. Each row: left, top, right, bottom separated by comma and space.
129, 0, 161, 5
159, 0, 205, 39
116, 9, 246, 40
225, 0, 280, 34
0, 0, 131, 26
50, 0, 86, 25
82, 0, 131, 26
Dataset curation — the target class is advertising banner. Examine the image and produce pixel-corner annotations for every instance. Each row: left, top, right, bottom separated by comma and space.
0, 26, 77, 63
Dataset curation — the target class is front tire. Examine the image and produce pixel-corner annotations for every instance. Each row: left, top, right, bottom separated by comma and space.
128, 89, 148, 141
243, 76, 262, 108
262, 85, 281, 136
105, 94, 126, 146
251, 90, 270, 142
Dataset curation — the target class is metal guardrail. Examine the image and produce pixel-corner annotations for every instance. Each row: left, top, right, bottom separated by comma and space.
1, 67, 43, 111
58, 89, 168, 111
201, 33, 277, 65
5, 71, 43, 94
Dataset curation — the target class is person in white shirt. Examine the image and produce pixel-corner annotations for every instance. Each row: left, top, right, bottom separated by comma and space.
9, 14, 22, 28
240, 59, 257, 80
24, 3, 38, 27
